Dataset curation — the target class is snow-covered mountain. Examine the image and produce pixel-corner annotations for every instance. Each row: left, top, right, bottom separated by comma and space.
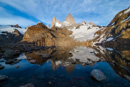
0, 25, 26, 35
49, 6, 130, 46
50, 13, 104, 44
1, 6, 129, 47
0, 25, 27, 46
93, 6, 130, 46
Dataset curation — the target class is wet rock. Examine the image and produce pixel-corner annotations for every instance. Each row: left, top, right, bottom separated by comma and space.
20, 83, 35, 87
5, 59, 15, 64
4, 49, 19, 58
0, 75, 8, 81
91, 69, 106, 81
0, 64, 4, 70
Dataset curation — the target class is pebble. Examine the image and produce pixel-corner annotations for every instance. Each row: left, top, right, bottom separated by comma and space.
20, 83, 35, 87
16, 65, 20, 68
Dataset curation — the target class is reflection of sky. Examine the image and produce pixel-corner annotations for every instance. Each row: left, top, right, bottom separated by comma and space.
0, 58, 130, 87
70, 46, 99, 63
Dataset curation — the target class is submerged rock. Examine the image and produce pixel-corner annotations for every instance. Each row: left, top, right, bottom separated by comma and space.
0, 75, 8, 81
16, 65, 20, 68
20, 83, 35, 87
0, 64, 4, 70
91, 69, 106, 81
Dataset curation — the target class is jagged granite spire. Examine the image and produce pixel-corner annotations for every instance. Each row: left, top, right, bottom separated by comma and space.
65, 13, 75, 24
51, 16, 56, 28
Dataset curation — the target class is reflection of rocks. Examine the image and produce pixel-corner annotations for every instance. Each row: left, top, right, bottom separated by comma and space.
25, 47, 55, 65
91, 69, 106, 81
107, 50, 130, 81
28, 59, 37, 64
39, 54, 50, 58
24, 46, 102, 74
93, 45, 130, 81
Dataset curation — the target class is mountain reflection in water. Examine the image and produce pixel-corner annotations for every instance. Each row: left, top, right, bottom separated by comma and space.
0, 46, 130, 87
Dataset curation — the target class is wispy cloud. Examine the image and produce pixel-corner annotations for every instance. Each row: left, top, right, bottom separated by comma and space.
0, 6, 36, 27
0, 0, 130, 26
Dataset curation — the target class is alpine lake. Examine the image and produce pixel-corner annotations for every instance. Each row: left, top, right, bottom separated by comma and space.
0, 45, 130, 87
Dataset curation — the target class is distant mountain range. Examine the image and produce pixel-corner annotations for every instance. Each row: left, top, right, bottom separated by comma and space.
0, 6, 130, 47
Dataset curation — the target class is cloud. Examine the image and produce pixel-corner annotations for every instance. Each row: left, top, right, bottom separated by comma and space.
0, 6, 36, 27
0, 0, 130, 26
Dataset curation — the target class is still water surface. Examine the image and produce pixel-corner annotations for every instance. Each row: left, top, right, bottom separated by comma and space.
0, 46, 130, 87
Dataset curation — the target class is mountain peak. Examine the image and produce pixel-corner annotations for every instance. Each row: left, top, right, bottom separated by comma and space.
65, 13, 75, 24
51, 16, 56, 28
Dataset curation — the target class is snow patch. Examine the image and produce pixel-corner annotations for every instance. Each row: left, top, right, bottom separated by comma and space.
63, 21, 72, 26
122, 16, 130, 23
106, 37, 113, 42
55, 60, 62, 66
69, 23, 101, 41
124, 7, 130, 14
0, 25, 26, 35
107, 48, 113, 51
55, 22, 62, 27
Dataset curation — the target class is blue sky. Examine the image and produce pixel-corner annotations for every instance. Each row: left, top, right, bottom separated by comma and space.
0, 0, 130, 27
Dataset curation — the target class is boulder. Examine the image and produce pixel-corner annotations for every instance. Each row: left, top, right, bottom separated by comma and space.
91, 69, 106, 81
4, 49, 18, 58
0, 75, 8, 81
